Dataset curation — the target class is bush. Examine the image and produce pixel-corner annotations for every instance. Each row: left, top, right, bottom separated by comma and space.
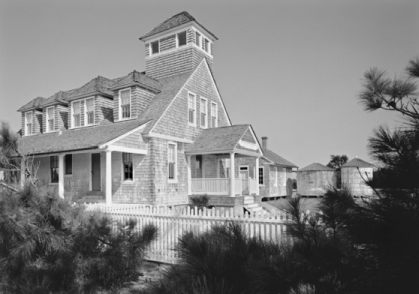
189, 194, 209, 209
0, 183, 157, 293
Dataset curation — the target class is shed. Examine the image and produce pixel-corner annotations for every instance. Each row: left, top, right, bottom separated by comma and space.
341, 157, 375, 196
297, 163, 336, 196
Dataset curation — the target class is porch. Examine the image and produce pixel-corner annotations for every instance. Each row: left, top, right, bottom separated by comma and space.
191, 178, 259, 196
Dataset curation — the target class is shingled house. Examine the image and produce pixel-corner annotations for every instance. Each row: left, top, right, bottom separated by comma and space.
16, 12, 297, 209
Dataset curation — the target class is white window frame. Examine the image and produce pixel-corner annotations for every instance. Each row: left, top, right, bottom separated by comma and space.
119, 88, 132, 120
203, 37, 210, 54
150, 40, 160, 55
46, 106, 55, 133
121, 153, 134, 182
167, 142, 177, 183
259, 166, 264, 186
210, 102, 218, 128
25, 111, 33, 136
188, 92, 197, 126
84, 97, 95, 126
177, 31, 187, 47
195, 30, 201, 47
200, 97, 208, 129
71, 100, 82, 128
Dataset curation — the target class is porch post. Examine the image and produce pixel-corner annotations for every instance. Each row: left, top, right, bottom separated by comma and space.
187, 155, 192, 195
20, 158, 26, 188
105, 150, 112, 206
230, 152, 235, 197
255, 157, 260, 196
58, 154, 65, 199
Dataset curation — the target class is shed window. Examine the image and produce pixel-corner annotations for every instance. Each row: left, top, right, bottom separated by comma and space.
85, 98, 94, 125
72, 101, 81, 127
25, 112, 33, 135
122, 153, 133, 181
46, 107, 54, 132
177, 31, 187, 47
50, 156, 59, 183
65, 154, 72, 175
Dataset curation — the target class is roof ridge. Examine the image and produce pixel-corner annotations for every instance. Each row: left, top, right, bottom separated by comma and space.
140, 11, 195, 40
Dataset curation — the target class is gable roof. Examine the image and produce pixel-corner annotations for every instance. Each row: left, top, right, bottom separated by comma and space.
185, 125, 255, 154
17, 119, 150, 155
111, 70, 162, 93
139, 11, 217, 41
17, 97, 47, 112
299, 163, 334, 172
262, 148, 298, 168
66, 76, 115, 100
342, 157, 375, 168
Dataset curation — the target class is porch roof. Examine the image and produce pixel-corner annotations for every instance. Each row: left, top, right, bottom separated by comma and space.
262, 148, 298, 168
17, 118, 150, 156
185, 125, 263, 156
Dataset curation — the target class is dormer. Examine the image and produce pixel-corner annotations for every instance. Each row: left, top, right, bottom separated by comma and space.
140, 11, 218, 80
41, 91, 69, 133
66, 76, 115, 128
110, 70, 161, 122
17, 97, 46, 136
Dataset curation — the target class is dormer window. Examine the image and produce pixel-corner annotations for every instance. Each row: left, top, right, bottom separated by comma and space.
195, 31, 201, 47
200, 98, 208, 129
210, 102, 218, 128
72, 101, 81, 128
46, 106, 55, 132
119, 89, 131, 120
177, 31, 187, 47
25, 112, 33, 135
188, 92, 196, 126
85, 97, 94, 125
151, 41, 159, 55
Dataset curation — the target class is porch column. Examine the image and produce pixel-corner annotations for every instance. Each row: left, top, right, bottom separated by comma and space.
20, 158, 26, 188
58, 154, 65, 199
255, 157, 260, 196
230, 152, 235, 197
105, 150, 112, 206
187, 155, 192, 195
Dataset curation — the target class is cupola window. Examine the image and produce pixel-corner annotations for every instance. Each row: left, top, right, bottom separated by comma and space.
151, 41, 159, 55
177, 31, 187, 47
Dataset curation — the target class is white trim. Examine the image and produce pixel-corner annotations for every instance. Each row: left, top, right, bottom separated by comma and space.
46, 106, 55, 133
150, 40, 160, 55
84, 96, 95, 126
99, 123, 147, 148
143, 133, 193, 144
24, 111, 33, 136
239, 165, 249, 180
71, 100, 82, 129
167, 142, 177, 183
238, 139, 258, 151
176, 30, 187, 48
105, 145, 147, 155
118, 88, 132, 121
188, 91, 197, 127
200, 97, 208, 129
210, 102, 218, 128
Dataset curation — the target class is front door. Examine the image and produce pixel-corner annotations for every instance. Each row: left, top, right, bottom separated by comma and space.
91, 153, 101, 191
239, 166, 249, 195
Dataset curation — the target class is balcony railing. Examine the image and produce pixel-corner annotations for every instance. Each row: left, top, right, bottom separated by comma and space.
191, 178, 258, 196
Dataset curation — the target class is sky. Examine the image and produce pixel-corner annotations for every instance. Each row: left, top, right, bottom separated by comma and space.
0, 0, 418, 168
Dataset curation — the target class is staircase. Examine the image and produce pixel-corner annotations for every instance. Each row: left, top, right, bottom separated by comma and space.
243, 196, 264, 214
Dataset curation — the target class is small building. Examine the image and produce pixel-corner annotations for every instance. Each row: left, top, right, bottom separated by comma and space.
297, 163, 336, 197
341, 157, 374, 196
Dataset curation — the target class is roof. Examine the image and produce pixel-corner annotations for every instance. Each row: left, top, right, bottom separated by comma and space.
185, 125, 254, 154
298, 163, 334, 172
17, 118, 150, 155
66, 76, 115, 100
17, 97, 47, 112
111, 70, 162, 93
342, 157, 375, 168
262, 149, 298, 168
42, 91, 73, 107
139, 11, 217, 41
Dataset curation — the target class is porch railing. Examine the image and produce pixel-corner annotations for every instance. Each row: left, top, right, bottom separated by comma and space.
191, 178, 258, 195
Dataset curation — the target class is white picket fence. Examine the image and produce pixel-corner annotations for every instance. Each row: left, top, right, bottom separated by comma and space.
84, 204, 292, 264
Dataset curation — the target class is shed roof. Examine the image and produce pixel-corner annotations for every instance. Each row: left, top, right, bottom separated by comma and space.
17, 119, 150, 155
139, 11, 217, 40
299, 163, 334, 172
262, 149, 298, 168
342, 158, 375, 168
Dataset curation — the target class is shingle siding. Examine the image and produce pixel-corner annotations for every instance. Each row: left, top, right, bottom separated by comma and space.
111, 129, 147, 149
96, 96, 114, 123
112, 86, 155, 122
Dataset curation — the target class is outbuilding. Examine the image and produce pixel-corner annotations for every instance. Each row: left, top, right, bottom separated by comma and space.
341, 157, 375, 196
297, 163, 336, 197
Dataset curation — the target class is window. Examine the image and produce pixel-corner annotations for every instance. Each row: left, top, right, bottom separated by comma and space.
122, 153, 133, 181
188, 92, 196, 126
120, 89, 131, 119
210, 102, 218, 128
168, 143, 177, 181
50, 156, 59, 183
204, 38, 210, 53
72, 101, 81, 127
200, 98, 207, 128
65, 154, 72, 175
46, 107, 54, 132
85, 98, 94, 125
151, 41, 159, 54
259, 167, 264, 185
177, 31, 187, 47
195, 31, 201, 47
25, 112, 33, 135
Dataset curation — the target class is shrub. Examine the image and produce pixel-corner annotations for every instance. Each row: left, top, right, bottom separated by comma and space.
189, 194, 209, 209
